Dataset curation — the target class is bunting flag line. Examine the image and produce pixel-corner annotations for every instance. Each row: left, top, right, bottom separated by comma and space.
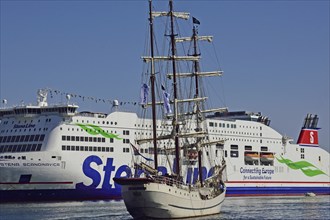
130, 143, 153, 161
47, 88, 139, 106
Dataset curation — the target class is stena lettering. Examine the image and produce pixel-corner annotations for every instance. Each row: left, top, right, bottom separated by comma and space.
76, 155, 132, 190
310, 132, 314, 144
76, 156, 214, 190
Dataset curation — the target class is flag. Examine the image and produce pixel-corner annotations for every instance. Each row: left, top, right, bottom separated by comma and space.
140, 83, 149, 105
192, 17, 200, 25
163, 91, 172, 114
130, 143, 153, 161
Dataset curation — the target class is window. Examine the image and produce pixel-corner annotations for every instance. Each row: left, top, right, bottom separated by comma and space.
62, 145, 66, 150
16, 144, 22, 152
29, 135, 35, 142
26, 144, 32, 151
19, 136, 25, 142
7, 136, 12, 142
32, 144, 37, 151
123, 130, 130, 135
209, 122, 214, 127
245, 145, 252, 151
34, 135, 40, 141
216, 144, 224, 149
230, 145, 238, 150
230, 151, 239, 158
15, 136, 20, 142
261, 146, 268, 151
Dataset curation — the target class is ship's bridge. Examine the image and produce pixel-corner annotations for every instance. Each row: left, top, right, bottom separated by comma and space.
1, 88, 79, 118
0, 104, 78, 118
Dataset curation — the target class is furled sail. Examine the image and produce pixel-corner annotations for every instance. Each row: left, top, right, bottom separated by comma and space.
152, 11, 189, 20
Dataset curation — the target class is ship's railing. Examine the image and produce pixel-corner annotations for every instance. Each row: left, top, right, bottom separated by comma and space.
151, 175, 198, 191
77, 112, 107, 118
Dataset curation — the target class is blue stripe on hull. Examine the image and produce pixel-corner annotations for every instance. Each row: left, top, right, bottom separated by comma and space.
226, 186, 330, 197
0, 188, 122, 203
1, 186, 329, 202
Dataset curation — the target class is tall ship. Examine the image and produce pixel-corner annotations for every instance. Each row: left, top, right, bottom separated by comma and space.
1, 1, 329, 203
114, 0, 227, 218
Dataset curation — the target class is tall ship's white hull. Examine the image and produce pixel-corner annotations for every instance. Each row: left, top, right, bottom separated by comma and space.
117, 179, 226, 219
1, 100, 329, 202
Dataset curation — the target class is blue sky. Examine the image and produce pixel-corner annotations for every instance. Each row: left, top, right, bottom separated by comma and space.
1, 0, 329, 152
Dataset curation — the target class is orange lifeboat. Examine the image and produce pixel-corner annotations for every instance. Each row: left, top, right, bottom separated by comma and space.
260, 153, 274, 163
244, 152, 259, 161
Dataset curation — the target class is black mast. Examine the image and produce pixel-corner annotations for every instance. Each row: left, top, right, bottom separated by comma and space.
193, 25, 200, 98
192, 23, 204, 187
149, 0, 158, 169
169, 0, 180, 177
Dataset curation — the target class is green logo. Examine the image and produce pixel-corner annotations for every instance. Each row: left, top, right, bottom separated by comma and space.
76, 123, 122, 140
277, 156, 327, 177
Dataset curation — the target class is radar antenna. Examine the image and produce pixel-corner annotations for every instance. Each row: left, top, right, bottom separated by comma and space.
37, 89, 48, 107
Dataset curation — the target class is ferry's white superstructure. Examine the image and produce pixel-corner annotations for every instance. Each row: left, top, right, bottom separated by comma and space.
0, 91, 329, 202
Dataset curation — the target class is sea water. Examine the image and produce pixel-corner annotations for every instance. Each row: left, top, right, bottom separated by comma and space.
0, 196, 329, 219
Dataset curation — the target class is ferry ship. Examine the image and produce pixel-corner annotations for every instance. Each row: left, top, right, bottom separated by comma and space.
1, 1, 329, 202
0, 89, 329, 202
